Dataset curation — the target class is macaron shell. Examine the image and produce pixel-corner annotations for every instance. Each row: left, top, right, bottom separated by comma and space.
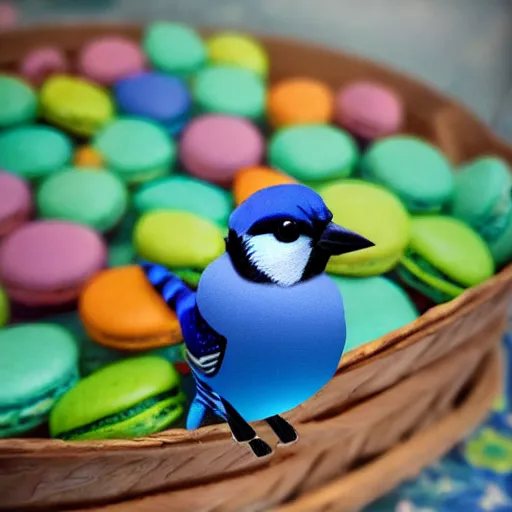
0, 74, 38, 127
331, 275, 418, 352
79, 265, 181, 347
487, 211, 512, 268
37, 168, 128, 232
0, 324, 78, 405
134, 210, 225, 269
319, 180, 410, 275
408, 216, 495, 287
49, 356, 181, 437
19, 47, 68, 87
180, 114, 264, 186
0, 171, 32, 236
133, 175, 232, 227
0, 220, 107, 293
233, 166, 297, 205
78, 36, 146, 86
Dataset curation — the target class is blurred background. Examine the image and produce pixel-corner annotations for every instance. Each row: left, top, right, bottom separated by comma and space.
7, 0, 512, 142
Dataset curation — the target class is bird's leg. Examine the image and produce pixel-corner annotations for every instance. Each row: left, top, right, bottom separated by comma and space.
266, 415, 298, 445
220, 398, 273, 458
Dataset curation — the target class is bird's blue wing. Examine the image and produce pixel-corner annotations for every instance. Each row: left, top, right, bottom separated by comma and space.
139, 260, 227, 378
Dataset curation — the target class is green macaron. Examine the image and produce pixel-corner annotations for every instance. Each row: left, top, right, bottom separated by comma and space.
488, 212, 512, 269
450, 156, 512, 242
396, 216, 495, 303
93, 117, 176, 185
0, 125, 73, 181
133, 174, 233, 227
0, 287, 9, 327
331, 275, 419, 352
49, 356, 186, 440
361, 135, 454, 213
37, 167, 129, 233
0, 75, 38, 128
268, 124, 359, 184
143, 22, 206, 78
193, 65, 266, 120
0, 324, 79, 437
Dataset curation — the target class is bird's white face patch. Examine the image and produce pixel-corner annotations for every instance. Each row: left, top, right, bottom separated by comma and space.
243, 233, 313, 286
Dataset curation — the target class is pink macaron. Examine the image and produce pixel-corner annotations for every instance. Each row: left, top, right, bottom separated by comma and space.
334, 81, 404, 140
0, 220, 107, 306
77, 36, 146, 86
180, 114, 265, 186
0, 171, 32, 238
19, 47, 69, 87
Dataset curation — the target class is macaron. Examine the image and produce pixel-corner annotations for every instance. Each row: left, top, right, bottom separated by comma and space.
79, 265, 182, 350
0, 220, 107, 307
0, 286, 9, 326
331, 275, 419, 352
40, 74, 114, 137
19, 46, 68, 87
93, 117, 176, 184
268, 124, 359, 184
0, 171, 32, 238
142, 21, 206, 78
233, 165, 297, 206
334, 81, 404, 141
0, 324, 79, 437
114, 72, 191, 136
0, 74, 38, 127
0, 125, 73, 181
37, 168, 128, 233
193, 65, 266, 120
319, 180, 410, 276
206, 31, 268, 77
78, 35, 146, 86
450, 156, 512, 242
134, 210, 225, 287
267, 77, 334, 128
133, 175, 233, 227
49, 356, 186, 440
396, 216, 495, 303
180, 114, 264, 186
74, 145, 104, 169
488, 213, 512, 269
360, 136, 454, 213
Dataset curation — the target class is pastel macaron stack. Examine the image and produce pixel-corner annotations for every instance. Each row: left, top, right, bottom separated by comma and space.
0, 21, 509, 445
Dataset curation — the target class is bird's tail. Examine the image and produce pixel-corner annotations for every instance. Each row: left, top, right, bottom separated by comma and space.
139, 260, 195, 318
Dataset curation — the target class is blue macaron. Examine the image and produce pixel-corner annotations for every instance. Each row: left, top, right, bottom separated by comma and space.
114, 72, 192, 136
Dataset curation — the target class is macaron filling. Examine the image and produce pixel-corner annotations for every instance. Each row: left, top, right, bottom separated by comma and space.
0, 368, 78, 435
3, 280, 90, 306
54, 386, 185, 440
0, 209, 31, 237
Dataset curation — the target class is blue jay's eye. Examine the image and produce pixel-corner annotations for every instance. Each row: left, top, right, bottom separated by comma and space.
275, 220, 300, 243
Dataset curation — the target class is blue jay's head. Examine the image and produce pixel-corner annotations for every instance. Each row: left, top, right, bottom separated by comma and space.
225, 184, 374, 286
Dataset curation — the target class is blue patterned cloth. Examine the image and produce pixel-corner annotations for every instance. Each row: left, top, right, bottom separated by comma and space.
366, 333, 512, 511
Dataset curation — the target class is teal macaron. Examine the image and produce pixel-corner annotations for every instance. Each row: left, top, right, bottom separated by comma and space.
49, 356, 186, 440
193, 65, 266, 120
331, 275, 419, 353
0, 324, 79, 437
142, 22, 206, 78
450, 156, 512, 242
0, 124, 73, 181
361, 135, 454, 212
37, 167, 129, 233
133, 174, 233, 227
268, 124, 359, 184
93, 117, 176, 185
0, 74, 38, 128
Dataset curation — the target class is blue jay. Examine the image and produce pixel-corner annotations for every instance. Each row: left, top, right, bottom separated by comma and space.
140, 184, 373, 457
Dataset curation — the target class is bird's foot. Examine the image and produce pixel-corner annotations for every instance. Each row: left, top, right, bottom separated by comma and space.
248, 437, 273, 458
266, 415, 299, 446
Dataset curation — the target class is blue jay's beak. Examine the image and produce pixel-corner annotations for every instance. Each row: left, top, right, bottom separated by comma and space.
317, 222, 374, 256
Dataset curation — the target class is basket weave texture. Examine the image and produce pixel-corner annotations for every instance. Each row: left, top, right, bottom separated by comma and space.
0, 23, 511, 512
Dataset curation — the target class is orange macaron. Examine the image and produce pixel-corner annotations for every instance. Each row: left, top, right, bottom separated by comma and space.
79, 265, 182, 350
74, 145, 104, 169
267, 77, 334, 128
233, 165, 297, 205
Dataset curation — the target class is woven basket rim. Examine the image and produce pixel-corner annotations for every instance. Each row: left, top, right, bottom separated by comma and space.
0, 23, 511, 453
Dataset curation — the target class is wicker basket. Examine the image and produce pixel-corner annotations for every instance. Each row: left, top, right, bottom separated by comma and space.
0, 24, 511, 512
